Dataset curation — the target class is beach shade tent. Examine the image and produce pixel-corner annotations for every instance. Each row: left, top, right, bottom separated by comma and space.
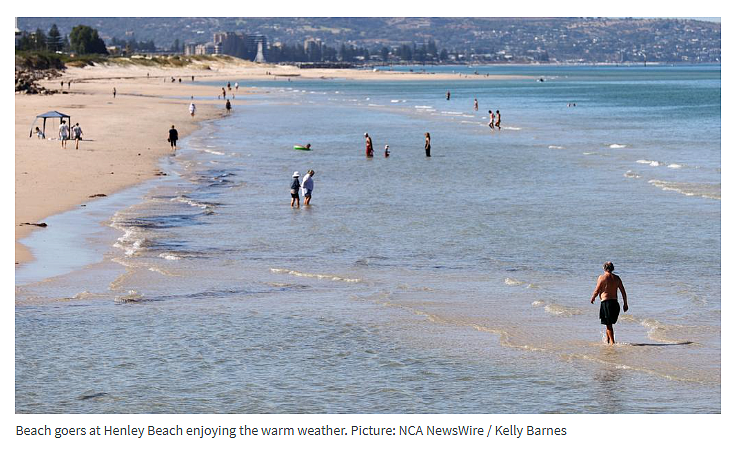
29, 110, 71, 139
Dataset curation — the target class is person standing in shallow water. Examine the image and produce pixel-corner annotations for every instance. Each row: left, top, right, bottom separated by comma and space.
590, 261, 628, 345
290, 171, 301, 208
424, 132, 431, 157
364, 133, 374, 157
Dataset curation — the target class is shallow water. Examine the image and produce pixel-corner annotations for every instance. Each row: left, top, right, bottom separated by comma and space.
16, 65, 720, 413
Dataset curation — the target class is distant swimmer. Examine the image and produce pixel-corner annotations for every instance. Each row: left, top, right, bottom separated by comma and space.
488, 110, 495, 129
424, 132, 431, 157
364, 133, 374, 157
474, 98, 478, 111
189, 102, 196, 117
290, 171, 301, 208
384, 145, 390, 157
590, 261, 629, 345
446, 90, 451, 100
168, 125, 179, 151
495, 110, 501, 130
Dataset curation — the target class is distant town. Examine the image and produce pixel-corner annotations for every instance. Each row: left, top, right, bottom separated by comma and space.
16, 17, 720, 65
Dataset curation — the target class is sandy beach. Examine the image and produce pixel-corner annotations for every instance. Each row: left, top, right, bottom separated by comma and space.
15, 58, 518, 265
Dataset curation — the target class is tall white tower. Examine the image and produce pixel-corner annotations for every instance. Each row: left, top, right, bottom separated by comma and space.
254, 41, 265, 63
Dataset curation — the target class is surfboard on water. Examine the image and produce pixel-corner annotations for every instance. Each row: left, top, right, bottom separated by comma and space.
294, 145, 311, 151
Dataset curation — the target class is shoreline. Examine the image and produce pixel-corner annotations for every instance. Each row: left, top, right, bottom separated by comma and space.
15, 59, 528, 266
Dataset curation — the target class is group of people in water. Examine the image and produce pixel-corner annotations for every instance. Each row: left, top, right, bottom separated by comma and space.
290, 169, 314, 208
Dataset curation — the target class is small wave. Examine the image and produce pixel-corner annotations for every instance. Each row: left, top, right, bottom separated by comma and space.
609, 144, 627, 149
504, 277, 524, 286
583, 152, 596, 155
270, 268, 360, 283
624, 170, 641, 179
204, 149, 225, 156
531, 300, 546, 307
501, 126, 521, 131
441, 111, 463, 115
114, 290, 144, 304
368, 103, 383, 107
544, 303, 583, 317
390, 99, 400, 103
667, 163, 684, 169
648, 180, 720, 200
548, 146, 564, 149
636, 159, 662, 167
159, 253, 181, 261
526, 283, 540, 289
112, 227, 147, 257
640, 318, 684, 344
415, 105, 433, 109
148, 267, 178, 277
172, 195, 215, 211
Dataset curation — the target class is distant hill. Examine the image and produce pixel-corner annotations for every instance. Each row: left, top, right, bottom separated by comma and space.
17, 17, 721, 64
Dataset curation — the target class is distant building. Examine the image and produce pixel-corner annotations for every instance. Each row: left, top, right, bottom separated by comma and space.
213, 31, 267, 61
195, 42, 216, 55
184, 43, 196, 56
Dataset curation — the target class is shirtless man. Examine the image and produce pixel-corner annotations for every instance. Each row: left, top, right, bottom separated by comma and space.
590, 261, 628, 344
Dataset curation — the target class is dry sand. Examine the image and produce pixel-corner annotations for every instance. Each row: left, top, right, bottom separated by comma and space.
15, 59, 519, 264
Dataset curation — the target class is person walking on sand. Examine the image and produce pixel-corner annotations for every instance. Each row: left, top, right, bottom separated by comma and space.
364, 133, 374, 157
189, 102, 196, 117
113, 87, 116, 98
290, 171, 301, 208
58, 120, 69, 149
495, 110, 501, 130
302, 169, 315, 206
72, 123, 83, 150
168, 125, 179, 151
590, 261, 629, 345
424, 132, 431, 157
474, 98, 478, 111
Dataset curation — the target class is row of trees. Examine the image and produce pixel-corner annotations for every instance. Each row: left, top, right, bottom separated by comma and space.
17, 24, 452, 64
16, 24, 108, 55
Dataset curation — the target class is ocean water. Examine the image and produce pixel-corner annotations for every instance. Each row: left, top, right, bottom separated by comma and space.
15, 65, 721, 413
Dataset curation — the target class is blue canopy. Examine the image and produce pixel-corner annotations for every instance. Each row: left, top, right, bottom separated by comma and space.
29, 111, 71, 138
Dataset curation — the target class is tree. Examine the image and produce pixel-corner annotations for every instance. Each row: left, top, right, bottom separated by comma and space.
69, 25, 108, 55
380, 46, 389, 62
47, 24, 62, 52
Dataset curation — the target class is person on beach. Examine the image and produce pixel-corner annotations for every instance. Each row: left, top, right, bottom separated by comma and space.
58, 120, 69, 149
34, 127, 45, 139
302, 169, 315, 206
235, 82, 239, 91
384, 145, 390, 157
290, 171, 301, 208
424, 132, 431, 157
113, 87, 117, 98
226, 100, 232, 113
227, 82, 231, 91
474, 98, 478, 111
495, 110, 501, 130
189, 102, 196, 117
590, 261, 629, 345
72, 123, 83, 149
168, 125, 179, 151
364, 133, 374, 157
222, 87, 226, 99
191, 75, 194, 82
488, 110, 495, 129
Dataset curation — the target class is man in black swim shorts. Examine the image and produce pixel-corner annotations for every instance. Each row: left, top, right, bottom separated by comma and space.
590, 261, 628, 345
